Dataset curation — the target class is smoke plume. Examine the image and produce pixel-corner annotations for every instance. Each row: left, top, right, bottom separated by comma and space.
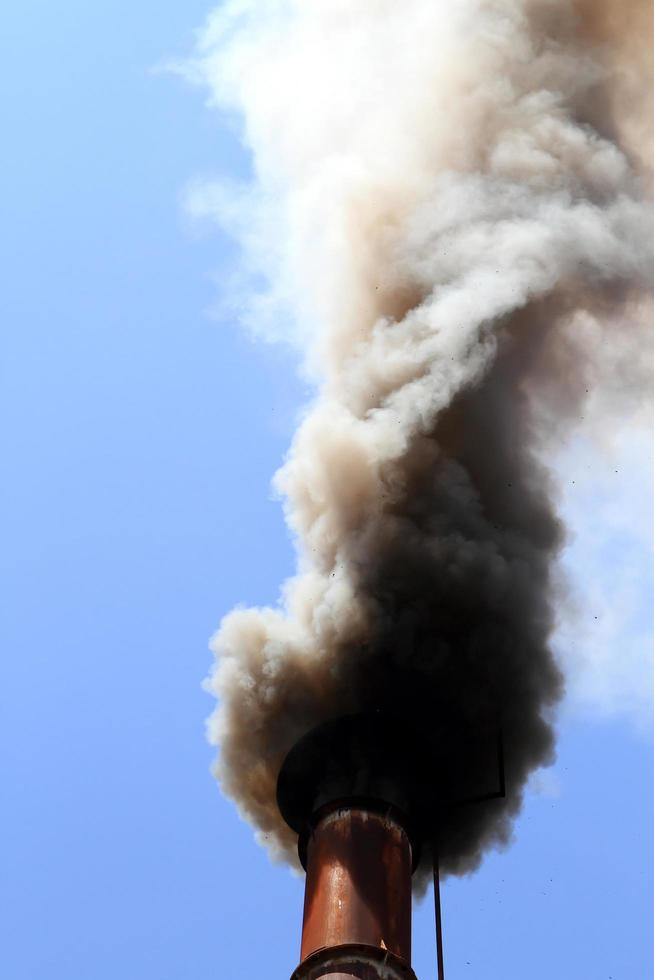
185, 0, 654, 874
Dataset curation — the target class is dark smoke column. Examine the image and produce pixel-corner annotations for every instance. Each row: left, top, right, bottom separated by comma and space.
198, 0, 654, 884
190, 0, 654, 973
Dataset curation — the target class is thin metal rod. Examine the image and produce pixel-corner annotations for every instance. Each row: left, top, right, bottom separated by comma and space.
433, 854, 445, 980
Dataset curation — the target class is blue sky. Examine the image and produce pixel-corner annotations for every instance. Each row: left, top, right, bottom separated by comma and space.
2, 3, 653, 979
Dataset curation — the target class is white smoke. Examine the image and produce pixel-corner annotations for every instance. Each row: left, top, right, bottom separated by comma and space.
178, 0, 654, 870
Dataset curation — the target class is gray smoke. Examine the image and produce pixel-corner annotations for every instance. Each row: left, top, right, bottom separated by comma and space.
183, 0, 654, 874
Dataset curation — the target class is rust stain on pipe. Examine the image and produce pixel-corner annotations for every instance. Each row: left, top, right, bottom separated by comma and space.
292, 802, 417, 980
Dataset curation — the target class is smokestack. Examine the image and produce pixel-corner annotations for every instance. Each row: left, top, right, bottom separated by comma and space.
277, 712, 507, 977
294, 803, 415, 980
277, 716, 421, 980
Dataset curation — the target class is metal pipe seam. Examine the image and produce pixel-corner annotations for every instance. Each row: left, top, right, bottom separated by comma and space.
290, 943, 418, 980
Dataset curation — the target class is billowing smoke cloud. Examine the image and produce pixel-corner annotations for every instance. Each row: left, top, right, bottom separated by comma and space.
182, 0, 654, 874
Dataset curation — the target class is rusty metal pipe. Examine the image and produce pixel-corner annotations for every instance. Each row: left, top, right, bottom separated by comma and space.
291, 802, 418, 980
